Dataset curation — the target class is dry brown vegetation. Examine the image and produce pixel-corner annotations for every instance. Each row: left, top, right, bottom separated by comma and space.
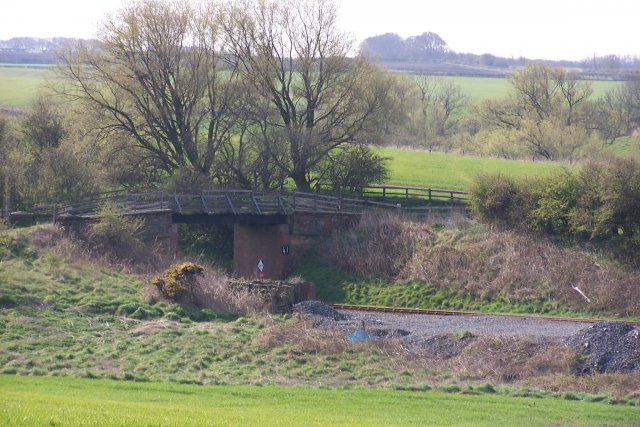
320, 211, 640, 316
519, 373, 640, 399
189, 270, 270, 315
141, 267, 270, 316
257, 321, 350, 355
256, 319, 640, 397
452, 337, 576, 382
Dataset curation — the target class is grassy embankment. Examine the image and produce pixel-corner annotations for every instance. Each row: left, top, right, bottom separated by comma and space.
295, 214, 640, 321
1, 226, 640, 425
0, 227, 487, 388
2, 375, 639, 427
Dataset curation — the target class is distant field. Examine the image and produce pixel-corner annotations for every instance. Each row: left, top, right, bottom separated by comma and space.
0, 65, 54, 106
2, 376, 638, 427
379, 147, 563, 190
0, 64, 623, 107
441, 76, 621, 101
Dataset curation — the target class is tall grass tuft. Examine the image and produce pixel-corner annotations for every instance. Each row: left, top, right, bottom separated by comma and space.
318, 211, 434, 279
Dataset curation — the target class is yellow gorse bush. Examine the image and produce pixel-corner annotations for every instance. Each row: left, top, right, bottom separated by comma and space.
152, 262, 204, 300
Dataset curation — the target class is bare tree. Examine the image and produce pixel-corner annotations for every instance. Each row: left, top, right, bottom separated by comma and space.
478, 64, 595, 160
56, 0, 238, 181
414, 77, 468, 150
222, 0, 386, 191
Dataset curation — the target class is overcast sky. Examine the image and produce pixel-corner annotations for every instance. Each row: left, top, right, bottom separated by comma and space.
1, 0, 639, 61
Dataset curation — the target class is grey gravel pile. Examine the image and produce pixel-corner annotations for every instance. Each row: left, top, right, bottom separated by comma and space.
294, 301, 349, 321
566, 322, 640, 374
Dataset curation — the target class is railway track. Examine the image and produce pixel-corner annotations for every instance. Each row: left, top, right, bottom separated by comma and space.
330, 304, 640, 327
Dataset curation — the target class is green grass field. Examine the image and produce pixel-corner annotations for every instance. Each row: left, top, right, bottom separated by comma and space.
441, 76, 621, 101
1, 376, 638, 427
379, 147, 563, 190
0, 65, 54, 106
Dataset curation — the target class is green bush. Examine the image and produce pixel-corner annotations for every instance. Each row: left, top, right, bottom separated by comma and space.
527, 171, 581, 234
85, 204, 145, 260
468, 173, 534, 226
470, 159, 640, 255
316, 145, 389, 193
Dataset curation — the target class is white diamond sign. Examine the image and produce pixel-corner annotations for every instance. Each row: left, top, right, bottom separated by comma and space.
257, 259, 264, 272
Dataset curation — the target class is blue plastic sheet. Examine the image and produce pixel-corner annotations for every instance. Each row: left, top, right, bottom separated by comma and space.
347, 329, 374, 342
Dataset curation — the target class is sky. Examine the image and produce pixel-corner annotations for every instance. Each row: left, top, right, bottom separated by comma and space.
1, 0, 639, 61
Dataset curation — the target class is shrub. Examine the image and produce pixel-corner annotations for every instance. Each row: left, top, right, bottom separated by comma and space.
526, 171, 581, 234
85, 204, 145, 261
468, 173, 534, 226
316, 145, 389, 193
152, 262, 204, 301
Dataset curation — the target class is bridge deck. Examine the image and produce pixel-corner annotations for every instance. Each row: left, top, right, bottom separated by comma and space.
46, 190, 374, 218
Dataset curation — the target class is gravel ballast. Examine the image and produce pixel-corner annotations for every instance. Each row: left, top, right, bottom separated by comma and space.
336, 310, 592, 341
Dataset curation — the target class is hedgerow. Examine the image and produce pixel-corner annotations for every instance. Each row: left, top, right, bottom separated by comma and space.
469, 158, 640, 256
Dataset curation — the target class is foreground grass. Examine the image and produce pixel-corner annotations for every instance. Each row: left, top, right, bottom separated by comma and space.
378, 148, 562, 190
1, 376, 638, 427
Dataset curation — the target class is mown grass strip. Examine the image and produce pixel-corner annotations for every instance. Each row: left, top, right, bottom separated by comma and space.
1, 375, 638, 427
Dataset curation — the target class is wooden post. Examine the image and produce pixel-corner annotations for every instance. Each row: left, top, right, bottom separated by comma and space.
382, 186, 386, 201
428, 188, 432, 201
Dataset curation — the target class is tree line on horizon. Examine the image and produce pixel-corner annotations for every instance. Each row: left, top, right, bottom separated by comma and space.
360, 32, 640, 77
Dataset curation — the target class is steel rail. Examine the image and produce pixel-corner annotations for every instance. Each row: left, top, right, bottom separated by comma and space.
330, 304, 640, 327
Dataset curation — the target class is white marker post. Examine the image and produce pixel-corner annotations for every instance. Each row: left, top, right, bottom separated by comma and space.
257, 259, 265, 279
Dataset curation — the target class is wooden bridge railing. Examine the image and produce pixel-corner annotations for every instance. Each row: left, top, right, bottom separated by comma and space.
314, 183, 469, 204
35, 190, 377, 218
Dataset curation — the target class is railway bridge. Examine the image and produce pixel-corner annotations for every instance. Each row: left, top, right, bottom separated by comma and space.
29, 187, 467, 279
